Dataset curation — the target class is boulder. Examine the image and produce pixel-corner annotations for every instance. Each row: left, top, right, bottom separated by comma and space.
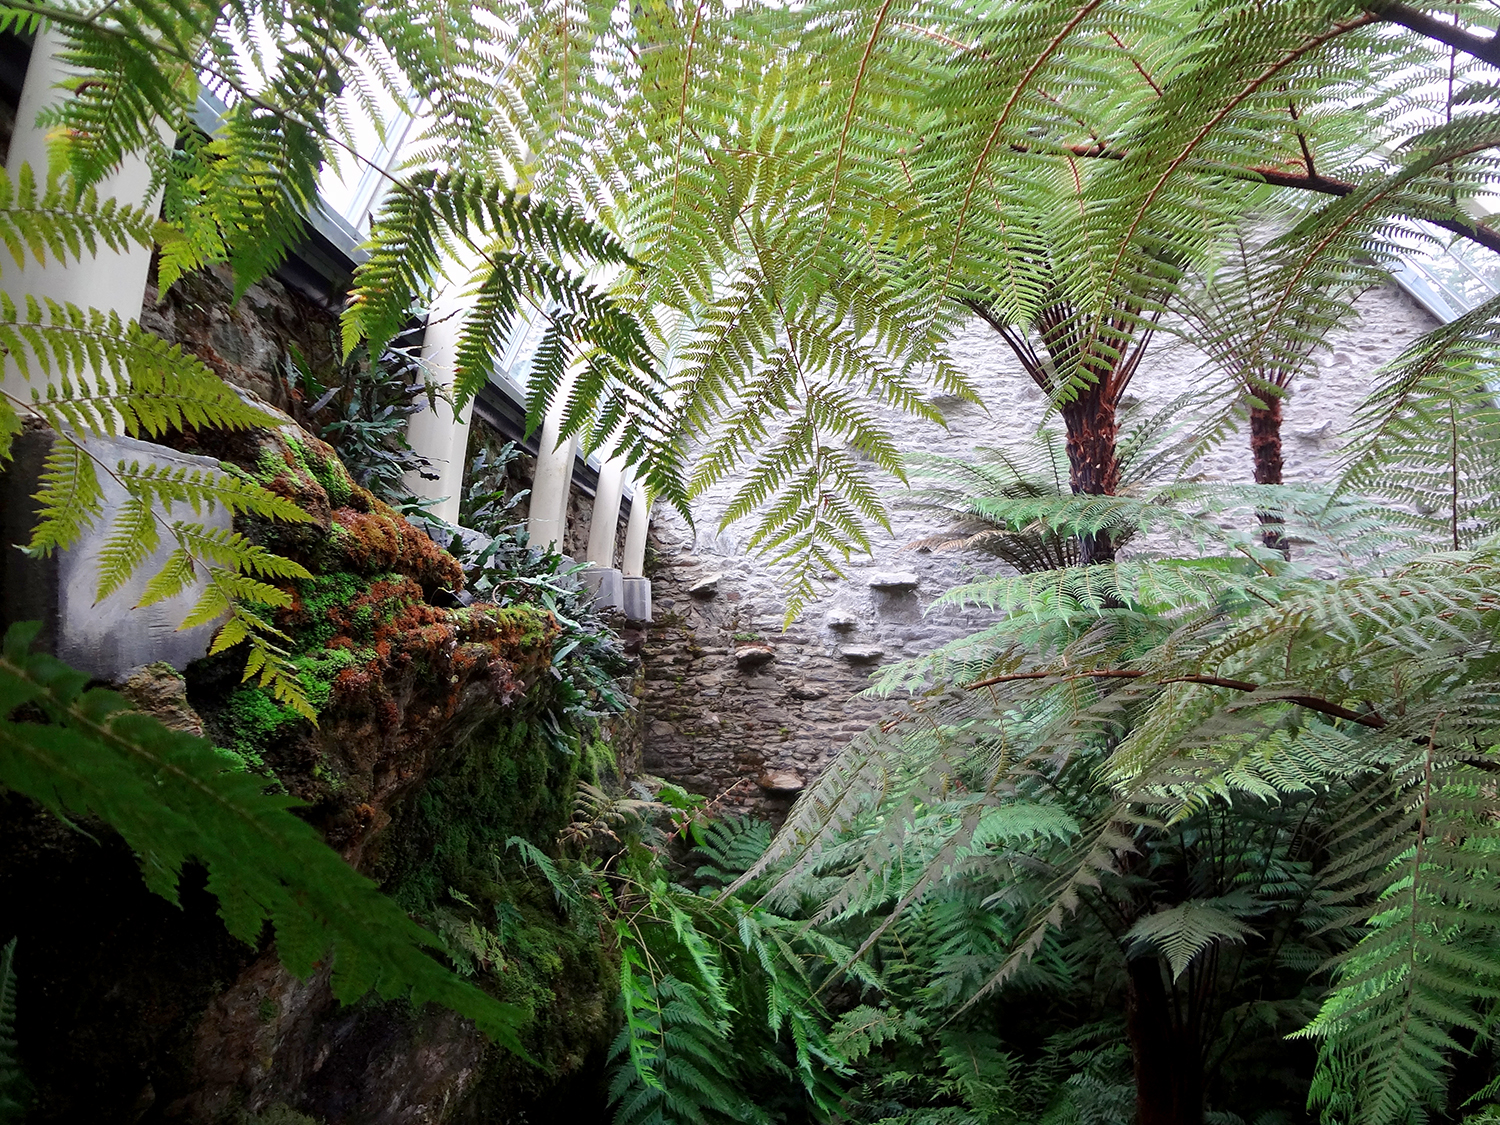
119, 663, 205, 736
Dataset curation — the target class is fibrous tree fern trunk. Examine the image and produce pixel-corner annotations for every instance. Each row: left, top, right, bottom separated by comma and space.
1127, 957, 1205, 1125
1059, 377, 1122, 563
1249, 395, 1288, 554
970, 299, 1149, 565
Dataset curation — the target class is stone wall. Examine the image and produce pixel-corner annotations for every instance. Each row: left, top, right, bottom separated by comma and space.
141, 261, 344, 414
636, 283, 1441, 815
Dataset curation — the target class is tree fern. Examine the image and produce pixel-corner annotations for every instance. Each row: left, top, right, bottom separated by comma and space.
733, 462, 1500, 1119
342, 168, 688, 516
13, 0, 1500, 607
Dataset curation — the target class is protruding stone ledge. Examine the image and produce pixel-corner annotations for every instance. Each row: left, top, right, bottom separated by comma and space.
735, 644, 775, 669
758, 769, 804, 794
839, 644, 886, 664
867, 571, 919, 592
688, 572, 722, 597
787, 682, 828, 700
826, 608, 860, 629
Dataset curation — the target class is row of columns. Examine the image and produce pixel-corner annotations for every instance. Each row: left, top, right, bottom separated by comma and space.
4, 26, 651, 621
403, 295, 652, 620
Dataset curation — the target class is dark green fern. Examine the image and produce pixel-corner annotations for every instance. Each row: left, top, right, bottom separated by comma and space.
0, 622, 526, 1050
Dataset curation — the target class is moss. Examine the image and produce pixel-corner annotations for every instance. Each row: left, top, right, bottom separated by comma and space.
289, 434, 353, 507
218, 686, 298, 770
287, 571, 368, 650
372, 696, 620, 1094
379, 711, 579, 910
294, 646, 365, 711
324, 506, 463, 592
252, 445, 289, 484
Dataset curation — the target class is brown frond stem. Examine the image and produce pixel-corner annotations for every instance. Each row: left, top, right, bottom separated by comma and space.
1367, 1, 1500, 68
963, 667, 1387, 728
1040, 141, 1500, 256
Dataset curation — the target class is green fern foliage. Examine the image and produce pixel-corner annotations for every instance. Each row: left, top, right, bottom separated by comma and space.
344, 169, 687, 515
1339, 291, 1500, 551
735, 451, 1500, 1120
0, 161, 318, 716
0, 164, 161, 269
610, 955, 746, 1125
604, 856, 846, 1125
0, 622, 526, 1048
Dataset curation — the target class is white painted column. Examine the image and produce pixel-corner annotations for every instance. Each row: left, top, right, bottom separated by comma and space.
526, 373, 578, 553
585, 443, 626, 566
620, 483, 653, 621
404, 297, 473, 525
621, 484, 652, 577
2, 27, 162, 400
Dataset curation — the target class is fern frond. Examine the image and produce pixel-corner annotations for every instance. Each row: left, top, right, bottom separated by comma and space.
24, 436, 103, 556
0, 623, 525, 1046
1339, 290, 1500, 551
0, 164, 161, 269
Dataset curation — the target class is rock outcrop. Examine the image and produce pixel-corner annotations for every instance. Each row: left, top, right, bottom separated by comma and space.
1, 405, 617, 1125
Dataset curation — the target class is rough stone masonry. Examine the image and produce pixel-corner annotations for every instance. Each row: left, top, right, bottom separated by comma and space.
636, 284, 1441, 817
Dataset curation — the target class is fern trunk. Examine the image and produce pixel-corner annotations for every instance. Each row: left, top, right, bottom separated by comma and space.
1126, 957, 1205, 1125
1249, 399, 1288, 555
1060, 381, 1120, 564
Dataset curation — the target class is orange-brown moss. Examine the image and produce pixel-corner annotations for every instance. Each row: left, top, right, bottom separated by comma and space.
274, 575, 551, 720
327, 506, 463, 593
